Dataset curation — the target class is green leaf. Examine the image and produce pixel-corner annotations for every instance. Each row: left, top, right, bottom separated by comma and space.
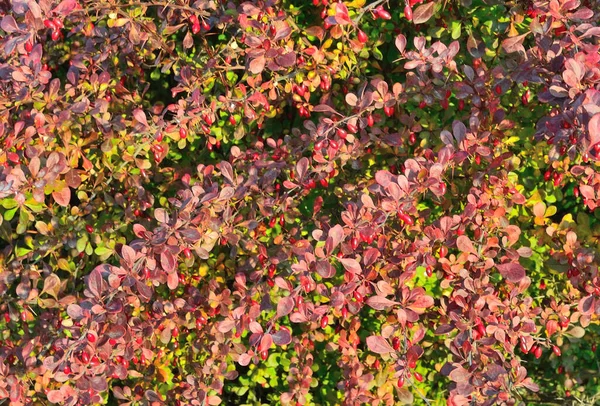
451, 21, 462, 39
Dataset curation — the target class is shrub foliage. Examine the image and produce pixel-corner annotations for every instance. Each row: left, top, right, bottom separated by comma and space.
1, 0, 600, 404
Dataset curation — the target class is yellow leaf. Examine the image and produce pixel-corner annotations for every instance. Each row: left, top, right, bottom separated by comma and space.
346, 0, 366, 8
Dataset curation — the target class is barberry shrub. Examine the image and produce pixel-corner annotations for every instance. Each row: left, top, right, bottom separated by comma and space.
1, 0, 600, 404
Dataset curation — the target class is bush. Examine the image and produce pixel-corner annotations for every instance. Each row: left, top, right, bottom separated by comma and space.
1, 0, 600, 404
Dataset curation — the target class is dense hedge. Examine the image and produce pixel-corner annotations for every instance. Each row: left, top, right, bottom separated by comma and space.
1, 0, 600, 404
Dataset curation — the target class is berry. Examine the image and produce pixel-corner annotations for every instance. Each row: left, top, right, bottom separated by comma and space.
552, 345, 561, 357
85, 225, 94, 233
495, 84, 502, 95
404, 5, 413, 21
179, 128, 187, 139
86, 333, 96, 343
357, 30, 368, 43
320, 316, 328, 329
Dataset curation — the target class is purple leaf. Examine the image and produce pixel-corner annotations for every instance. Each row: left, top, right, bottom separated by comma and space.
272, 328, 292, 346
496, 262, 526, 283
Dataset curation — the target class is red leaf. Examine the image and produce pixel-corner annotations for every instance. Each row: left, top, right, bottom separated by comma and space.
449, 365, 471, 383
259, 333, 273, 352
315, 260, 336, 278
496, 262, 526, 283
456, 235, 476, 254
249, 56, 266, 74
412, 2, 435, 24
277, 296, 295, 318
340, 258, 362, 274
366, 295, 398, 310
52, 187, 71, 207
366, 335, 394, 354
588, 113, 600, 149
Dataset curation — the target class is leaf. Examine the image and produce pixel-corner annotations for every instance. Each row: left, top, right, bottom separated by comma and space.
249, 56, 266, 74
449, 365, 471, 383
272, 328, 292, 346
0, 16, 19, 33
496, 262, 526, 283
52, 187, 71, 207
52, 0, 77, 15
42, 274, 61, 299
46, 390, 65, 403
395, 34, 407, 53
339, 257, 362, 274
588, 113, 600, 148
133, 108, 148, 127
456, 236, 476, 254
366, 335, 394, 354
366, 295, 398, 310
501, 33, 529, 54
412, 2, 435, 24
315, 260, 336, 278
161, 251, 176, 273
86, 268, 105, 298
277, 296, 294, 318
566, 326, 585, 338
259, 333, 273, 352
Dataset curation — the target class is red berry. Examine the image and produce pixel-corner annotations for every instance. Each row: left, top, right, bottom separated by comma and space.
534, 346, 543, 359
347, 123, 358, 134
458, 99, 465, 111
539, 280, 546, 290
86, 333, 96, 343
384, 106, 395, 117
85, 225, 94, 233
192, 22, 201, 34
439, 246, 448, 258
397, 376, 405, 388
51, 30, 60, 41
414, 372, 423, 382
357, 30, 368, 43
367, 114, 374, 127
350, 237, 359, 250
64, 365, 72, 374
320, 178, 328, 188
409, 132, 416, 145
229, 115, 237, 125
408, 359, 416, 369
552, 345, 561, 357
260, 350, 268, 360
179, 128, 187, 139
320, 316, 328, 329
183, 248, 192, 259
392, 337, 400, 350
25, 41, 33, 52
353, 291, 363, 303
336, 128, 347, 139
376, 7, 392, 20
495, 84, 502, 95
80, 351, 90, 364
404, 5, 413, 21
